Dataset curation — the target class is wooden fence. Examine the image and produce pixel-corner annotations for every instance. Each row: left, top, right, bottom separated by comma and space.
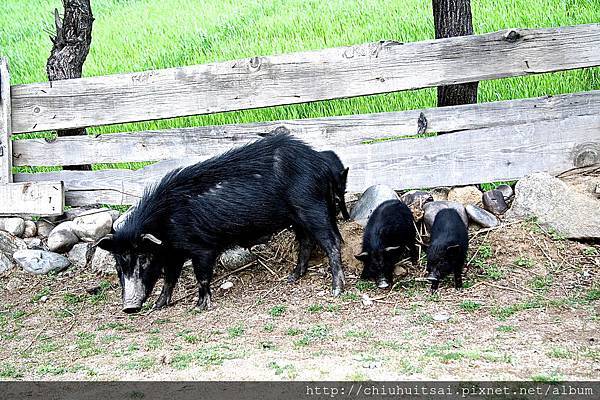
1, 24, 599, 215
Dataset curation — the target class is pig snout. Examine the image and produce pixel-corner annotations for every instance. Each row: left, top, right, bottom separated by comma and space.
121, 275, 146, 313
376, 275, 390, 289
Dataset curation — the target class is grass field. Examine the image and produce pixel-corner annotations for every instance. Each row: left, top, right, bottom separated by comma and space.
2, 0, 599, 139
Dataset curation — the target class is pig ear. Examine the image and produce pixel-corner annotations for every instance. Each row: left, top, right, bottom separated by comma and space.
354, 251, 369, 261
384, 246, 402, 253
96, 234, 115, 252
341, 167, 349, 182
142, 233, 163, 246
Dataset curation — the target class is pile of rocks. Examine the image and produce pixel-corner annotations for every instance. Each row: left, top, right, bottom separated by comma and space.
0, 208, 122, 276
350, 183, 514, 231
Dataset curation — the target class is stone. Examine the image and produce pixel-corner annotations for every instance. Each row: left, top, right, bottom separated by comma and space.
393, 265, 407, 277
506, 172, 600, 240
22, 221, 37, 238
220, 281, 234, 290
47, 222, 79, 253
465, 204, 499, 228
447, 185, 483, 205
218, 246, 256, 270
0, 218, 25, 237
423, 201, 468, 229
400, 190, 433, 206
67, 242, 95, 270
361, 293, 373, 306
496, 184, 514, 200
13, 250, 70, 275
23, 237, 44, 250
72, 210, 113, 242
431, 187, 450, 201
433, 312, 450, 322
350, 184, 400, 226
0, 231, 27, 258
0, 253, 14, 273
108, 210, 120, 222
91, 247, 117, 275
482, 189, 509, 215
36, 220, 55, 238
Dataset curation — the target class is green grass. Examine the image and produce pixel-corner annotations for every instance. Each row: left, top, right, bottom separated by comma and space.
268, 305, 286, 317
460, 300, 482, 312
2, 0, 598, 153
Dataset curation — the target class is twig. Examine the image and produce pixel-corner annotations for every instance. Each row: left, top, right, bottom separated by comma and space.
22, 327, 46, 352
469, 220, 524, 241
257, 257, 277, 276
213, 260, 257, 282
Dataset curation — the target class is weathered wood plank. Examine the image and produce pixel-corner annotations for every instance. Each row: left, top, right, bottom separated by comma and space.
0, 182, 64, 216
0, 58, 12, 183
15, 115, 600, 206
11, 24, 600, 134
13, 91, 600, 166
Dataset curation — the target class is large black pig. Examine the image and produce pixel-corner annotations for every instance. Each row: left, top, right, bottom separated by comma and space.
426, 208, 468, 292
97, 133, 345, 313
354, 199, 418, 288
319, 150, 350, 220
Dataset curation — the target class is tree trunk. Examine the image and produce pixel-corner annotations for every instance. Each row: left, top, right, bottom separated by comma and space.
432, 0, 478, 107
47, 0, 94, 171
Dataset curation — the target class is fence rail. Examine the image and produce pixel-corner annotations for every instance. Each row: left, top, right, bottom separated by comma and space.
16, 113, 600, 206
11, 24, 600, 134
12, 91, 600, 167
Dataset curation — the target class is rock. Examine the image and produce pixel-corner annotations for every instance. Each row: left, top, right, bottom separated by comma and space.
91, 247, 117, 275
0, 231, 27, 258
108, 210, 120, 222
361, 293, 373, 306
350, 184, 400, 226
401, 190, 432, 222
72, 210, 113, 242
506, 172, 600, 239
23, 237, 44, 250
22, 221, 37, 238
0, 253, 14, 273
218, 246, 256, 269
36, 220, 55, 238
423, 201, 468, 229
13, 250, 70, 275
393, 265, 407, 277
496, 184, 514, 200
67, 242, 95, 270
47, 222, 79, 253
401, 190, 433, 206
6, 278, 22, 292
0, 218, 25, 237
431, 187, 450, 201
482, 189, 509, 215
433, 312, 450, 322
465, 204, 499, 228
220, 281, 234, 290
447, 185, 482, 205
39, 295, 48, 303
113, 207, 134, 231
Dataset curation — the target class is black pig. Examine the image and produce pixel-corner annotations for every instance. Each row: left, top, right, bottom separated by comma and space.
97, 133, 345, 313
354, 199, 417, 288
319, 150, 350, 220
426, 208, 468, 292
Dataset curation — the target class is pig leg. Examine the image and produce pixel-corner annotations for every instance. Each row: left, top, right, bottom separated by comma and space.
313, 229, 345, 297
153, 257, 185, 309
410, 243, 419, 266
454, 266, 464, 290
192, 252, 217, 311
288, 230, 315, 283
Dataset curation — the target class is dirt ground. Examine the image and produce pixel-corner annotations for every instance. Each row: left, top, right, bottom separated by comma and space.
0, 219, 598, 381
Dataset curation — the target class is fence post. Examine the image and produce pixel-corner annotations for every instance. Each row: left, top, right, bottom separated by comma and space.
0, 57, 12, 184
